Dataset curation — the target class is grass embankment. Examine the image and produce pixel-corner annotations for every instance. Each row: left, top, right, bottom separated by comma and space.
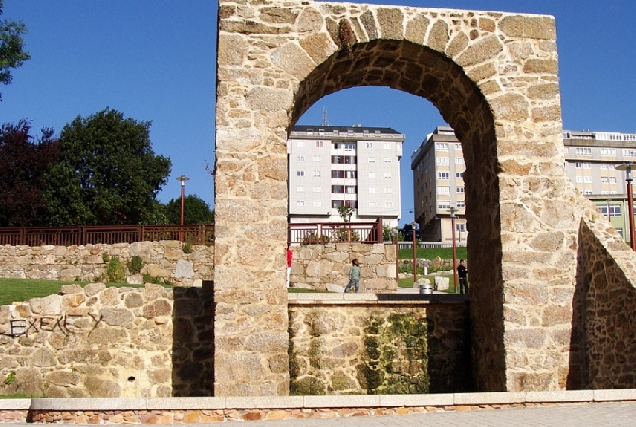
0, 279, 147, 306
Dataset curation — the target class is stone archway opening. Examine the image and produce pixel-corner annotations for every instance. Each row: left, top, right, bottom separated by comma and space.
290, 39, 505, 389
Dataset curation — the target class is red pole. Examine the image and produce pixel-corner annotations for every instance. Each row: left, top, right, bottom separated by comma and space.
412, 226, 417, 284
628, 180, 635, 251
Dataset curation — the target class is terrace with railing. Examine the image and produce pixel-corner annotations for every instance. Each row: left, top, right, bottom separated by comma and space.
288, 219, 384, 245
0, 225, 214, 246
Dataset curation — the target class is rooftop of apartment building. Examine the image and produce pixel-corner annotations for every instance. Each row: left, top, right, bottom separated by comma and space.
291, 124, 404, 139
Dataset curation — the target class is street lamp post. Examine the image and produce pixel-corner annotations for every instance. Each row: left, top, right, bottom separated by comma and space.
616, 163, 635, 250
449, 207, 458, 293
176, 175, 190, 242
410, 221, 418, 284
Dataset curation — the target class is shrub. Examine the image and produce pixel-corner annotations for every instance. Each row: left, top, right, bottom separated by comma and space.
4, 371, 15, 385
106, 256, 126, 283
127, 256, 144, 275
182, 241, 193, 254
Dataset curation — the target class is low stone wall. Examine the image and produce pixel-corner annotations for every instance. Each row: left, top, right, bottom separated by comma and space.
288, 294, 471, 395
8, 390, 636, 424
0, 283, 214, 398
573, 218, 636, 389
0, 242, 214, 287
289, 243, 397, 293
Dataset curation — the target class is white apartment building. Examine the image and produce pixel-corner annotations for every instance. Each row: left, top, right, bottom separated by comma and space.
411, 126, 636, 244
287, 125, 404, 228
410, 126, 467, 244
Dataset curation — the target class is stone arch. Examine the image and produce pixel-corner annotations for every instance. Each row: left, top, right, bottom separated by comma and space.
215, 0, 635, 396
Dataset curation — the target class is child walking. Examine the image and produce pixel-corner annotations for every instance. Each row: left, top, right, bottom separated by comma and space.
344, 258, 361, 293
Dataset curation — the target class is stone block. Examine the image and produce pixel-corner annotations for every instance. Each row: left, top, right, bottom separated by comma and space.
435, 276, 449, 291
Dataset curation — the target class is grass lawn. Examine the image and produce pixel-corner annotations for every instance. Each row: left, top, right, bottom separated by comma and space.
0, 278, 146, 306
398, 274, 460, 293
398, 246, 467, 260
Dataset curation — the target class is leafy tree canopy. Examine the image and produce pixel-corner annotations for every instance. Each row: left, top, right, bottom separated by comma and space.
0, 120, 60, 226
164, 194, 214, 225
42, 108, 172, 225
0, 0, 31, 101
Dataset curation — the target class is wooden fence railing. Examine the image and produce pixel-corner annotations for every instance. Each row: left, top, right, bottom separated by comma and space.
0, 225, 214, 247
288, 219, 384, 245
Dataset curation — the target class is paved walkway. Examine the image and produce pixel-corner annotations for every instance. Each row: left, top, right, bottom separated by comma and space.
242, 402, 636, 427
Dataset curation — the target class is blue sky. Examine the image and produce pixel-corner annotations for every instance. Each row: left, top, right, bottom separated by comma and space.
2, 1, 635, 226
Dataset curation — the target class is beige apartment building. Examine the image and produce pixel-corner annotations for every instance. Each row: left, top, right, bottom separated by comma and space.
287, 125, 404, 228
412, 126, 636, 244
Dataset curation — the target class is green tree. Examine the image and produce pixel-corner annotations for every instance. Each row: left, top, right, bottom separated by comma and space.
164, 194, 214, 224
0, 120, 60, 226
42, 108, 172, 225
0, 1, 31, 101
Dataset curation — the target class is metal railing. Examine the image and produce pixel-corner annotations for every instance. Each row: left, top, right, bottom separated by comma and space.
288, 219, 383, 245
0, 225, 214, 247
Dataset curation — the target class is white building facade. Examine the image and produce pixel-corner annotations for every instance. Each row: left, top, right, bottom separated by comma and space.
287, 125, 404, 228
411, 126, 636, 244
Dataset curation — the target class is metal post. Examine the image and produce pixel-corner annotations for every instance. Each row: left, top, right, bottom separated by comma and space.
616, 163, 635, 250
410, 221, 418, 284
450, 207, 458, 293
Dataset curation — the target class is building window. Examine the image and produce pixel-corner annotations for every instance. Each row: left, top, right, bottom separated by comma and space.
315, 141, 323, 148
368, 157, 376, 163
384, 172, 391, 178
296, 200, 304, 206
297, 155, 305, 162
296, 170, 304, 176
332, 170, 357, 179
438, 202, 451, 210
576, 147, 592, 155
313, 186, 321, 192
583, 163, 591, 169
454, 143, 461, 150
366, 142, 373, 148
368, 171, 376, 178
456, 172, 464, 178
384, 187, 393, 193
384, 143, 391, 149
313, 155, 321, 162
455, 157, 464, 164
438, 172, 449, 179
369, 187, 376, 193
584, 176, 592, 183
369, 201, 376, 207
436, 157, 449, 165
623, 149, 636, 157
383, 157, 391, 163
331, 155, 356, 164
313, 200, 321, 207
297, 141, 305, 147
601, 148, 615, 156
437, 186, 450, 195
456, 186, 465, 193
346, 186, 356, 194
436, 143, 448, 151
599, 205, 621, 216
313, 170, 320, 177
610, 177, 617, 184
296, 186, 304, 192
332, 185, 344, 193
384, 201, 393, 208
576, 176, 583, 183
457, 201, 466, 208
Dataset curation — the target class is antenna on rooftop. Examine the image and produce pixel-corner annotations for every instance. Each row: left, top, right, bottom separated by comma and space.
322, 107, 330, 126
